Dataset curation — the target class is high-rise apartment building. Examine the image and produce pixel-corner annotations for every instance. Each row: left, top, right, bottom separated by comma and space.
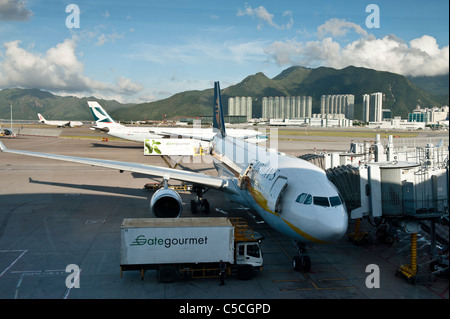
262, 96, 312, 120
363, 92, 383, 122
320, 94, 354, 120
228, 97, 252, 121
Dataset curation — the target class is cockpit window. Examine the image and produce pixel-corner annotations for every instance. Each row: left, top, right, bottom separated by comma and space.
298, 194, 342, 208
296, 193, 308, 203
296, 193, 312, 205
304, 194, 312, 205
313, 196, 330, 207
329, 196, 342, 207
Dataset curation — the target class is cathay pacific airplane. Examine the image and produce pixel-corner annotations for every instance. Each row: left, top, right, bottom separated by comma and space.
1, 82, 347, 272
37, 113, 83, 127
87, 101, 266, 143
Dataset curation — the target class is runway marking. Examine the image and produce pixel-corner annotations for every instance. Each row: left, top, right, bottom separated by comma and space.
84, 219, 106, 224
0, 250, 28, 278
11, 269, 67, 299
11, 269, 66, 275
258, 219, 357, 292
318, 278, 348, 281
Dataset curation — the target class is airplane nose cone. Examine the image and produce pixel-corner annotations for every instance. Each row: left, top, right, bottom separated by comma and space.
330, 217, 348, 241
321, 209, 348, 242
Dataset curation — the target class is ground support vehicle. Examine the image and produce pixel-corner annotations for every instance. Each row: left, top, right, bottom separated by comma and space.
120, 217, 263, 283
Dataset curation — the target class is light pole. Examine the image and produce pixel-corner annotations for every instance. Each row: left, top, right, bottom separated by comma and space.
10, 102, 13, 138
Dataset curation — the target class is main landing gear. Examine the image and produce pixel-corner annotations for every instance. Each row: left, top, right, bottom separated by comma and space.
292, 241, 311, 272
190, 185, 210, 215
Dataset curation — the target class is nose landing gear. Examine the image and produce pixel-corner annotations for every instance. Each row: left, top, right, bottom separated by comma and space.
292, 241, 312, 272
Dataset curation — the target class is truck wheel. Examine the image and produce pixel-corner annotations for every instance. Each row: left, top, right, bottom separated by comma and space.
158, 266, 177, 283
237, 265, 253, 280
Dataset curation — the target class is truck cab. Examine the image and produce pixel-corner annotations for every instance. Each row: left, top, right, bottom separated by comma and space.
230, 218, 264, 278
236, 241, 263, 268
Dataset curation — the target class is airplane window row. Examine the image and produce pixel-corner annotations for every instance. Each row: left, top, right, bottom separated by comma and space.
295, 193, 342, 207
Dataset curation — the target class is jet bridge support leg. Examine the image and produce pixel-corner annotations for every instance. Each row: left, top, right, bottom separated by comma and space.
347, 218, 371, 245
397, 233, 418, 283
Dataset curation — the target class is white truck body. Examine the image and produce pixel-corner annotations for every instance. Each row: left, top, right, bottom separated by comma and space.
121, 217, 235, 265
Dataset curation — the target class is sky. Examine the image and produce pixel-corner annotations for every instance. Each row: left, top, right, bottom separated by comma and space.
0, 0, 448, 103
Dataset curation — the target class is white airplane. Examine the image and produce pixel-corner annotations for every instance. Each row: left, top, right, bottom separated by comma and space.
38, 113, 83, 127
87, 101, 266, 143
1, 82, 348, 271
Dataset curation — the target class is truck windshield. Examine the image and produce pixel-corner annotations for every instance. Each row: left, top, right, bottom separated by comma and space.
247, 244, 260, 258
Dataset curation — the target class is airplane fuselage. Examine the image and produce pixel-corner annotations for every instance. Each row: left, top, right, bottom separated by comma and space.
104, 125, 265, 143
212, 135, 348, 244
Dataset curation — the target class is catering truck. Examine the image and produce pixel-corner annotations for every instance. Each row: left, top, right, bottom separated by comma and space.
120, 217, 263, 283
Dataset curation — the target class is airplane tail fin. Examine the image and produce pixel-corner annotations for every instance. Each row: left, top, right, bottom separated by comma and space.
212, 81, 226, 137
87, 101, 122, 127
37, 113, 45, 122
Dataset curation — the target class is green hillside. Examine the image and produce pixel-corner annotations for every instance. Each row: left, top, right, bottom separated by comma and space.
111, 89, 214, 122
112, 65, 447, 121
0, 88, 128, 121
1, 65, 448, 121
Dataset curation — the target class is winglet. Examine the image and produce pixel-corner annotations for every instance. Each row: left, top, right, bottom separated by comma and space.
212, 81, 226, 137
0, 141, 7, 152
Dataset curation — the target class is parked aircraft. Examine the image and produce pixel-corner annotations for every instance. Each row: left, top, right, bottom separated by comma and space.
38, 113, 83, 127
87, 101, 266, 143
1, 82, 347, 271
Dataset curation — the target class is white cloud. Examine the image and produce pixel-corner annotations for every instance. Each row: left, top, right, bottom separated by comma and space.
317, 18, 368, 38
0, 0, 32, 21
237, 5, 293, 30
95, 32, 124, 46
0, 37, 143, 101
264, 19, 449, 77
116, 76, 143, 95
129, 39, 268, 66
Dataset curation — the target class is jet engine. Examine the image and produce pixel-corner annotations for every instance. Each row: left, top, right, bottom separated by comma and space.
149, 188, 183, 218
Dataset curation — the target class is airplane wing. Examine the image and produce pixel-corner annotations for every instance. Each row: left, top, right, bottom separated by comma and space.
149, 130, 215, 142
0, 141, 228, 189
150, 130, 265, 142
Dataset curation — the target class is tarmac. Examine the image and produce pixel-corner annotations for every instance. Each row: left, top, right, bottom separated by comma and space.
0, 126, 448, 302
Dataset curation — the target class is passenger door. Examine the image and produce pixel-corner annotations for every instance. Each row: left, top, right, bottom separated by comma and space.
267, 176, 288, 213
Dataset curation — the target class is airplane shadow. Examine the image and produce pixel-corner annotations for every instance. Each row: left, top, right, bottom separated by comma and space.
173, 162, 213, 173
130, 172, 163, 181
28, 177, 151, 198
90, 143, 142, 149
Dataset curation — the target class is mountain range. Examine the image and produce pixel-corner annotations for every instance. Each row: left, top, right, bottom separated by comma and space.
0, 66, 448, 122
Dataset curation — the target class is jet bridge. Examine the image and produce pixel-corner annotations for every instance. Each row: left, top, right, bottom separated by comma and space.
326, 159, 448, 283
302, 134, 449, 283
